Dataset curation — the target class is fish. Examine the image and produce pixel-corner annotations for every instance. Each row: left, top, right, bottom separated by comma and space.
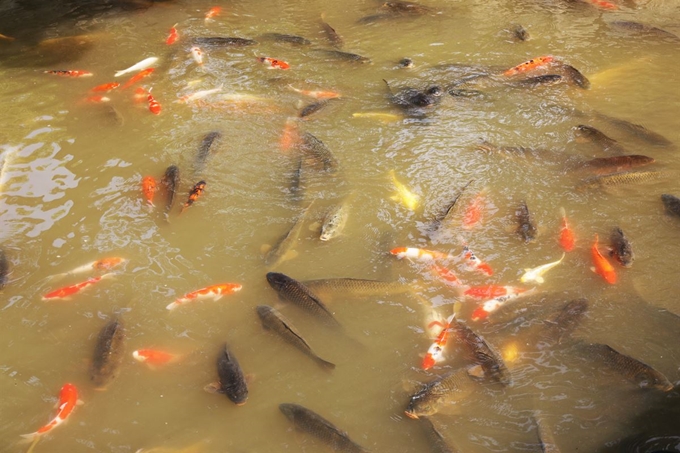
580, 170, 667, 190
260, 33, 311, 46
431, 265, 463, 287
516, 200, 538, 242
572, 341, 673, 391
422, 313, 455, 370
389, 170, 420, 210
191, 46, 204, 66
256, 56, 290, 69
84, 95, 110, 103
531, 411, 561, 453
573, 125, 626, 154
279, 117, 301, 152
398, 57, 414, 68
91, 82, 120, 92
147, 91, 161, 115
166, 283, 242, 311
21, 383, 81, 441
312, 49, 372, 64
609, 227, 633, 268
49, 257, 125, 280
387, 83, 444, 111
0, 32, 15, 41
571, 155, 655, 175
539, 298, 588, 346
191, 37, 258, 47
420, 416, 460, 453
503, 56, 554, 77
511, 74, 563, 88
205, 344, 249, 406
609, 21, 680, 42
461, 244, 493, 276
181, 180, 206, 213
450, 320, 511, 385
42, 274, 113, 300
405, 368, 478, 419
90, 316, 125, 389
381, 0, 437, 14
279, 403, 367, 453
470, 290, 533, 321
44, 70, 93, 77
120, 68, 154, 90
133, 349, 178, 366
661, 193, 680, 217
256, 305, 335, 370
356, 12, 400, 24
320, 198, 351, 241
521, 253, 565, 284
195, 131, 221, 174
204, 6, 221, 22
558, 64, 590, 89
115, 57, 158, 77
288, 156, 304, 202
288, 85, 341, 100
166, 24, 179, 45
301, 278, 410, 300
429, 179, 474, 236
559, 208, 575, 252
320, 13, 344, 48
160, 165, 180, 213
299, 100, 331, 119
591, 234, 617, 284
462, 190, 485, 229
510, 24, 529, 42
299, 132, 339, 172
352, 112, 402, 122
266, 272, 340, 327
0, 249, 8, 289
390, 246, 452, 262
142, 176, 157, 206
263, 200, 315, 267
177, 85, 223, 103
593, 112, 673, 147
462, 285, 527, 300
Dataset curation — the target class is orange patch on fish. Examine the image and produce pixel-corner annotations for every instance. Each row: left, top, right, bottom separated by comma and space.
21, 383, 80, 441
91, 82, 120, 92
142, 176, 158, 205
256, 57, 290, 70
166, 283, 242, 310
120, 68, 154, 90
503, 56, 554, 77
591, 234, 617, 284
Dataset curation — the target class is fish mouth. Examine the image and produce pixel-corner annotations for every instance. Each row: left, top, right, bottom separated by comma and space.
403, 410, 419, 420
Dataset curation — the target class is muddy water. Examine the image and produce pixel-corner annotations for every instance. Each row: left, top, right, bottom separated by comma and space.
1, 0, 680, 451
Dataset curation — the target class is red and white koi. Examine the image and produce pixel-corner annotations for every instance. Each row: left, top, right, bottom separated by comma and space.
42, 274, 114, 301
44, 70, 93, 77
133, 349, 178, 366
462, 285, 527, 300
115, 57, 158, 78
461, 245, 493, 276
288, 85, 341, 100
431, 265, 463, 287
204, 6, 221, 22
21, 383, 81, 441
256, 57, 290, 70
133, 87, 148, 103
176, 84, 223, 103
471, 290, 532, 321
120, 68, 155, 90
147, 90, 161, 115
390, 246, 453, 263
166, 24, 179, 45
503, 56, 554, 77
462, 190, 486, 229
90, 82, 120, 92
422, 313, 455, 370
191, 46, 204, 66
50, 257, 125, 279
166, 283, 242, 310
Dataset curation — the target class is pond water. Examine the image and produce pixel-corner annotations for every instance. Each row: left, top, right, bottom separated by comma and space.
1, 0, 680, 452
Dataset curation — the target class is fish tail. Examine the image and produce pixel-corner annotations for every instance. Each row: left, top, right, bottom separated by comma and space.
559, 207, 567, 218
315, 356, 336, 371
166, 301, 179, 311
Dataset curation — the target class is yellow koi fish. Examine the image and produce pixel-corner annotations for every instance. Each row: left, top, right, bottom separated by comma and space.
389, 170, 420, 211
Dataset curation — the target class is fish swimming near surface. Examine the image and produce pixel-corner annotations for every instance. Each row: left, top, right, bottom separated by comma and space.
592, 112, 673, 147
422, 313, 455, 370
191, 37, 258, 47
571, 155, 655, 175
279, 403, 368, 452
450, 320, 511, 385
0, 249, 8, 289
205, 344, 248, 405
263, 200, 315, 267
420, 416, 460, 453
381, 0, 437, 15
91, 82, 120, 92
21, 383, 81, 441
461, 244, 493, 276
609, 21, 680, 42
194, 131, 221, 174
166, 24, 179, 45
661, 194, 680, 217
573, 125, 626, 154
260, 33, 311, 46
320, 197, 351, 241
191, 46, 204, 66
539, 298, 589, 346
299, 100, 331, 119
256, 305, 335, 370
591, 234, 616, 284
177, 85, 223, 104
256, 56, 290, 69
579, 170, 667, 190
470, 290, 533, 321
557, 64, 590, 89
142, 176, 157, 206
390, 246, 452, 263
166, 283, 242, 310
531, 411, 561, 453
320, 13, 344, 48
181, 181, 206, 213
510, 24, 530, 42
405, 368, 478, 419
48, 257, 125, 280
516, 200, 537, 242
389, 170, 420, 210
462, 189, 486, 229
429, 179, 473, 237
503, 56, 554, 77
160, 165, 180, 214
511, 74, 563, 88
132, 349, 178, 367
266, 272, 341, 328
288, 85, 342, 100
44, 70, 93, 77
147, 90, 161, 115
90, 316, 125, 390
609, 227, 633, 267
521, 254, 565, 284
204, 6, 221, 22
312, 49, 372, 64
299, 132, 339, 172
572, 341, 673, 391
120, 68, 154, 90
42, 274, 114, 300
559, 208, 575, 252
115, 57, 158, 77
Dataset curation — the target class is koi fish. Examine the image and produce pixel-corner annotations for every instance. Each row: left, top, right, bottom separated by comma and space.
166, 24, 179, 45
91, 82, 120, 92
462, 190, 485, 229
120, 68, 154, 90
390, 247, 452, 262
181, 180, 206, 213
21, 383, 81, 441
584, 0, 618, 10
462, 245, 493, 276
431, 265, 463, 287
503, 56, 554, 77
389, 170, 420, 211
147, 91, 161, 115
591, 234, 617, 284
422, 313, 455, 370
142, 176, 157, 205
115, 57, 158, 77
191, 46, 204, 66
44, 70, 93, 77
462, 285, 527, 300
49, 257, 125, 279
205, 6, 221, 22
133, 349, 177, 366
84, 95, 110, 103
177, 85, 223, 103
288, 85, 341, 99
520, 253, 565, 284
166, 283, 242, 310
471, 291, 532, 321
42, 274, 114, 300
256, 57, 290, 70
133, 87, 147, 103
559, 207, 575, 252
279, 118, 300, 152
351, 112, 402, 123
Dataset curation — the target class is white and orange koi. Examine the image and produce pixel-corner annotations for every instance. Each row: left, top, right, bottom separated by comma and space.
190, 46, 204, 66
166, 283, 242, 310
422, 313, 455, 370
462, 285, 527, 300
390, 246, 453, 263
21, 383, 81, 441
471, 290, 534, 321
133, 349, 178, 366
114, 57, 158, 78
49, 258, 124, 280
461, 245, 493, 276
288, 85, 341, 100
42, 274, 114, 300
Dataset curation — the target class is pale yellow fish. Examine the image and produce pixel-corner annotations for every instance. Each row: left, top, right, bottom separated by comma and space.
352, 112, 402, 123
389, 170, 420, 211
502, 341, 519, 363
588, 57, 652, 86
520, 253, 565, 284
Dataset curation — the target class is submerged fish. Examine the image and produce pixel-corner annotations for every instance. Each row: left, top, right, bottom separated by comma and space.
573, 341, 673, 391
191, 37, 258, 47
609, 21, 680, 42
206, 344, 248, 405
609, 227, 634, 268
256, 305, 335, 370
0, 249, 8, 289
260, 33, 311, 46
532, 411, 561, 453
299, 100, 331, 119
516, 200, 537, 242
21, 383, 81, 441
420, 416, 460, 453
571, 155, 655, 175
264, 200, 315, 267
429, 179, 473, 236
301, 278, 410, 300
195, 131, 221, 175
539, 298, 588, 346
390, 170, 420, 210
509, 24, 529, 41
593, 112, 673, 147
48, 257, 125, 280
42, 274, 114, 300
90, 317, 125, 390
266, 272, 340, 327
450, 320, 511, 386
279, 403, 367, 453
320, 197, 351, 241
132, 349, 178, 366
381, 0, 437, 14
661, 194, 680, 217
511, 74, 563, 88
559, 208, 575, 252
580, 170, 667, 190
160, 165, 180, 214
573, 125, 626, 154
312, 49, 372, 64
405, 368, 478, 418
299, 132, 339, 172
320, 13, 344, 48
521, 254, 565, 284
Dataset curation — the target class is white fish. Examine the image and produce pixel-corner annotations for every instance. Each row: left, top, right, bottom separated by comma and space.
114, 57, 158, 77
190, 47, 204, 66
176, 84, 223, 103
520, 253, 565, 284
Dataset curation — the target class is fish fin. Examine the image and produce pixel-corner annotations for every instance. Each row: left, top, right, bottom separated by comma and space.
467, 364, 485, 378
590, 266, 596, 274
316, 357, 336, 371
535, 276, 544, 284
203, 382, 222, 394
214, 295, 223, 302
166, 302, 178, 311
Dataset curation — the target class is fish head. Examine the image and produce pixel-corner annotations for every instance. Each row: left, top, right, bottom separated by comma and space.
256, 305, 273, 319
635, 370, 673, 392
405, 392, 441, 419
266, 272, 290, 291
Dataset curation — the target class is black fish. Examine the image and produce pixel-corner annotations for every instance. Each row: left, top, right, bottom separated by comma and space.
260, 33, 311, 46
191, 37, 258, 47
609, 21, 680, 42
90, 316, 125, 389
516, 200, 537, 242
312, 49, 371, 64
510, 24, 529, 42
450, 320, 511, 386
540, 298, 589, 346
266, 272, 340, 327
593, 112, 673, 147
661, 194, 680, 217
0, 249, 8, 289
320, 13, 344, 48
195, 131, 221, 174
160, 165, 180, 214
559, 64, 590, 89
299, 100, 331, 118
386, 81, 443, 109
512, 74, 563, 88
207, 343, 248, 405
609, 227, 634, 267
398, 57, 414, 68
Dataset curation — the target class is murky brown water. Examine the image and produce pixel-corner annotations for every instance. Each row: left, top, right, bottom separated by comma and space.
1, 0, 680, 452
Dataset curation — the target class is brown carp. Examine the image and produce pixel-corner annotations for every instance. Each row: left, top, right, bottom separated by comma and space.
90, 316, 125, 389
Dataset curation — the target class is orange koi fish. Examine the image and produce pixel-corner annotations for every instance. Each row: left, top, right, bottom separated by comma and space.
559, 207, 575, 252
288, 85, 341, 100
279, 118, 300, 152
205, 6, 221, 21
120, 68, 154, 90
147, 91, 161, 115
142, 176, 158, 205
21, 383, 80, 441
462, 245, 493, 276
422, 313, 455, 370
91, 82, 120, 92
462, 285, 526, 300
166, 24, 179, 45
166, 283, 242, 310
390, 246, 452, 263
431, 265, 463, 287
471, 291, 531, 321
50, 257, 125, 279
44, 70, 93, 77
503, 56, 554, 77
133, 87, 148, 103
584, 0, 617, 9
591, 234, 617, 284
84, 95, 110, 103
180, 180, 206, 213
462, 191, 485, 229
191, 46, 204, 66
256, 57, 290, 70
133, 349, 177, 366
42, 274, 113, 300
